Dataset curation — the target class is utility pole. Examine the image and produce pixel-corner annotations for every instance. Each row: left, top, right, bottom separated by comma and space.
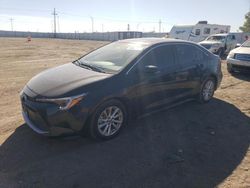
10, 18, 14, 31
52, 8, 57, 38
127, 24, 130, 31
159, 19, 162, 33
249, 0, 250, 12
90, 16, 94, 33
136, 23, 141, 31
57, 15, 60, 33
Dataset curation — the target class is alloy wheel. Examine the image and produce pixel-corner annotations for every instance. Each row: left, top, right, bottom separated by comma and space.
97, 106, 124, 137
202, 80, 215, 101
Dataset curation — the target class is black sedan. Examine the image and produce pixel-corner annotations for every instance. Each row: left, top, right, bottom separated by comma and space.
20, 38, 222, 140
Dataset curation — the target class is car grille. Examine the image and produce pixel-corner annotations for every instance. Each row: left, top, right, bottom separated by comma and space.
231, 64, 250, 72
21, 93, 49, 132
235, 54, 250, 62
201, 44, 212, 49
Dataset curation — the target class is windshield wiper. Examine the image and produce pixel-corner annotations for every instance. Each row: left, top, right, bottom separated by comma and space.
74, 60, 106, 73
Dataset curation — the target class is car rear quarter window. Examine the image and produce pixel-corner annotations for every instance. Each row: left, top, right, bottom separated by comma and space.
175, 44, 205, 67
139, 45, 175, 70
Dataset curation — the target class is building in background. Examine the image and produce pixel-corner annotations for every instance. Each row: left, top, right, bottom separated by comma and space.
168, 21, 230, 42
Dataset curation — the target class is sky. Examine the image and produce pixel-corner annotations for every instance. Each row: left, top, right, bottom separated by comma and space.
0, 0, 249, 33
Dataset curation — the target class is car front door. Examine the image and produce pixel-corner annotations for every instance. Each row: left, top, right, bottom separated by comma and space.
225, 35, 236, 53
129, 44, 181, 113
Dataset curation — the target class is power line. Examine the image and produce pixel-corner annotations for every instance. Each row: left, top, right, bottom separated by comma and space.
0, 6, 173, 25
0, 7, 173, 33
0, 7, 51, 13
57, 10, 174, 25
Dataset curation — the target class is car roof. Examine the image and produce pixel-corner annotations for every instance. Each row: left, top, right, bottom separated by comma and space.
117, 37, 196, 47
210, 33, 229, 37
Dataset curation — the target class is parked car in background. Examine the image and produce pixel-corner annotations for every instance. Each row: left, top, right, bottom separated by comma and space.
227, 40, 250, 73
20, 38, 222, 140
168, 21, 230, 43
199, 34, 237, 57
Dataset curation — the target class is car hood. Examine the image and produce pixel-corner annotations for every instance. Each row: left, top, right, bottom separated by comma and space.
199, 41, 221, 45
26, 63, 111, 97
231, 47, 250, 54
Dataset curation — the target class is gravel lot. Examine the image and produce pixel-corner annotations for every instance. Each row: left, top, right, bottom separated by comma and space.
0, 38, 249, 188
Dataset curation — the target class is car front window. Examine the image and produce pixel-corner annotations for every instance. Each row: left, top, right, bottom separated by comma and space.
242, 40, 250, 48
78, 41, 148, 73
137, 45, 175, 70
207, 36, 226, 42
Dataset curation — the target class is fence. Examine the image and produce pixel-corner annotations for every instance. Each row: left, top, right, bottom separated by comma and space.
1, 30, 249, 44
0, 30, 168, 41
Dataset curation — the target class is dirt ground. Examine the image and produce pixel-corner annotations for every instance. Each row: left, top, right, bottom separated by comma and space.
0, 38, 249, 188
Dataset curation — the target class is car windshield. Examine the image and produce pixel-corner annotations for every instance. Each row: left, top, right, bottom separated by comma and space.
242, 40, 250, 48
77, 41, 148, 73
206, 36, 226, 42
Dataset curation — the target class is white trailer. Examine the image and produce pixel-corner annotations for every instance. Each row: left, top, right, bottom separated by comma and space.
168, 21, 230, 43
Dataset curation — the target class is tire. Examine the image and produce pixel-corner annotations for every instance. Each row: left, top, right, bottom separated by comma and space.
197, 78, 216, 103
227, 64, 235, 74
88, 99, 127, 140
217, 48, 224, 58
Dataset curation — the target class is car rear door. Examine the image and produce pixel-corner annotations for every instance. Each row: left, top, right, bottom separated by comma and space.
174, 43, 208, 97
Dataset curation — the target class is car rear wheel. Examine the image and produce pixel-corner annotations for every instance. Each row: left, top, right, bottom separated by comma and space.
89, 99, 127, 140
197, 78, 216, 103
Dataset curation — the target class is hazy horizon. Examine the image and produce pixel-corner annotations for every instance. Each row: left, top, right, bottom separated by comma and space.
0, 0, 249, 33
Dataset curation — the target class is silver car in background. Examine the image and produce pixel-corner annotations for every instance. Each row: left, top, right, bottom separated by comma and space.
227, 40, 250, 73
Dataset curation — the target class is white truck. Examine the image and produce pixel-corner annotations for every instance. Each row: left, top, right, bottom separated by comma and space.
199, 33, 237, 57
168, 21, 230, 43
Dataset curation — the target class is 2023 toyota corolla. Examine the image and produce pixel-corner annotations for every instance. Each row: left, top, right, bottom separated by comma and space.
20, 38, 222, 140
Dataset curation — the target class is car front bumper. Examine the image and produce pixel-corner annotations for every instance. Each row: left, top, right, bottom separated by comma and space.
227, 58, 250, 72
22, 110, 77, 136
21, 91, 90, 137
22, 111, 50, 135
227, 58, 250, 67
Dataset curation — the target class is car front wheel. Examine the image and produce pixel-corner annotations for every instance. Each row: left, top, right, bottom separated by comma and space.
198, 78, 216, 103
89, 99, 127, 140
227, 64, 235, 74
217, 48, 224, 58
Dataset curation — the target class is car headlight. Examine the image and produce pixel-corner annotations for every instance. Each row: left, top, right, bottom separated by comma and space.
36, 93, 87, 110
228, 52, 235, 59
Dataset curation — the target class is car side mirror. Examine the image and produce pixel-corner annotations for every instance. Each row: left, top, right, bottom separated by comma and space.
144, 65, 159, 74
235, 43, 241, 48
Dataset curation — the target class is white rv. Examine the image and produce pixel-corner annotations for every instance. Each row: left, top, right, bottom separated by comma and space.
168, 21, 230, 43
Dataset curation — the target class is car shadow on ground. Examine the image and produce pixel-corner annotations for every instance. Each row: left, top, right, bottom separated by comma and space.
0, 98, 249, 188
